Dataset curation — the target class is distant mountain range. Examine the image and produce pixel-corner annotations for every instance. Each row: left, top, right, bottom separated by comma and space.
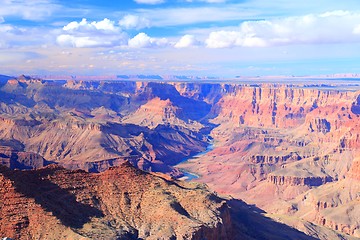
22, 73, 360, 82
30, 74, 220, 81
236, 73, 360, 80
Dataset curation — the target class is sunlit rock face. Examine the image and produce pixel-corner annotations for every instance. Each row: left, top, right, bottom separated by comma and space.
0, 162, 315, 240
1, 76, 360, 239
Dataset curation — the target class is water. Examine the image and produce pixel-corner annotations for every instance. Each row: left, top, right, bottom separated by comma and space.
180, 171, 199, 181
176, 141, 214, 181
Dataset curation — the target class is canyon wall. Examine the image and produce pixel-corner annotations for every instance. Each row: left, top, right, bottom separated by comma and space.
174, 82, 360, 239
0, 163, 314, 240
1, 76, 360, 238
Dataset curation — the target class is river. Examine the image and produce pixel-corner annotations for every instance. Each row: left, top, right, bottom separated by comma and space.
176, 141, 214, 181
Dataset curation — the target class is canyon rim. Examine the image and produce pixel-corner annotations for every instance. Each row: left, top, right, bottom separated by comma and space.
0, 75, 360, 239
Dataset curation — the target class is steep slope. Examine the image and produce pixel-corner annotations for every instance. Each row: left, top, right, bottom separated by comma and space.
2, 76, 360, 238
0, 77, 210, 175
0, 163, 314, 240
0, 146, 48, 170
178, 84, 360, 238
121, 97, 203, 131
274, 158, 360, 238
0, 113, 206, 175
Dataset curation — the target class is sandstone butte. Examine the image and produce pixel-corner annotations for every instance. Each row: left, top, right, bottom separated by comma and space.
0, 75, 360, 239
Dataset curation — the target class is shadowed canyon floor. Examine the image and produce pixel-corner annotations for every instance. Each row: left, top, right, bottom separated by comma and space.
1, 75, 360, 239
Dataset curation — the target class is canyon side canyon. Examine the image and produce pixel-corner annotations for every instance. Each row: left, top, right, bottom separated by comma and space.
1, 75, 360, 239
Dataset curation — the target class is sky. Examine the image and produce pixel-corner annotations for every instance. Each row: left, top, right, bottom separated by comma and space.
1, 0, 360, 77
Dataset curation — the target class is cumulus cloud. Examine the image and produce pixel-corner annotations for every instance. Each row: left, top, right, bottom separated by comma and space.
134, 0, 164, 4
206, 11, 360, 48
58, 18, 168, 49
174, 35, 201, 48
63, 18, 117, 33
57, 18, 128, 48
206, 30, 267, 48
119, 15, 151, 29
128, 32, 168, 48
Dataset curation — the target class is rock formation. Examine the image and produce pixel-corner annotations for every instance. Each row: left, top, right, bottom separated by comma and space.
0, 77, 210, 176
0, 163, 314, 240
175, 83, 360, 239
1, 76, 360, 239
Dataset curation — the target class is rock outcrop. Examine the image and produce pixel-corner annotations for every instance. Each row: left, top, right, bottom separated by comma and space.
0, 146, 47, 170
2, 76, 360, 239
308, 118, 331, 133
0, 77, 212, 175
0, 163, 314, 240
175, 83, 360, 239
268, 174, 332, 187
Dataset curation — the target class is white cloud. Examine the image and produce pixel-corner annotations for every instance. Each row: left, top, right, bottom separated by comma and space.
63, 18, 117, 33
127, 33, 151, 48
57, 18, 128, 48
0, 24, 15, 33
206, 11, 360, 48
0, 0, 60, 21
57, 35, 113, 48
175, 34, 201, 48
128, 32, 168, 48
206, 31, 238, 48
119, 15, 151, 30
56, 33, 128, 48
134, 0, 164, 4
134, 1, 360, 29
320, 10, 350, 17
206, 30, 267, 48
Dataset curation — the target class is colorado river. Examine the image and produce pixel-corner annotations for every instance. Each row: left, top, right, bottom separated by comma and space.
176, 141, 214, 181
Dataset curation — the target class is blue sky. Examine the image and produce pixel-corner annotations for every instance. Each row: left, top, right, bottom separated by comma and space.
1, 0, 360, 77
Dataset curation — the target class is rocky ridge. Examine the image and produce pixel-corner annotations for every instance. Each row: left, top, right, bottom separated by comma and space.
2, 76, 360, 238
0, 77, 212, 176
0, 163, 314, 240
176, 83, 360, 239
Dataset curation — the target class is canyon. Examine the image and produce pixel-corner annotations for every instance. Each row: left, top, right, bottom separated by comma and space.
0, 161, 317, 240
1, 75, 360, 239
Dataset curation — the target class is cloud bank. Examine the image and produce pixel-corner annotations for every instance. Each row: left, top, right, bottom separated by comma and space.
206, 11, 360, 48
